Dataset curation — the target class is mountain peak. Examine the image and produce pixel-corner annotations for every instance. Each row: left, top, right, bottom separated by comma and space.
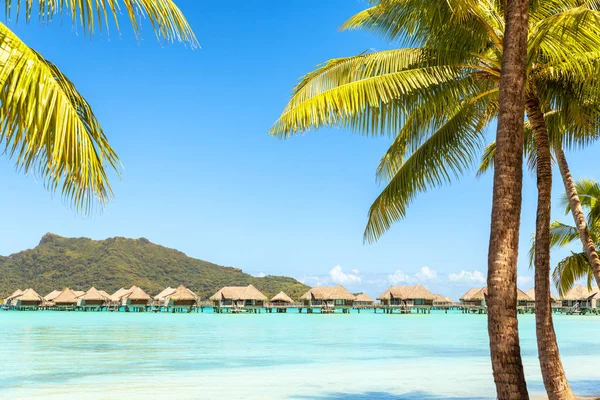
39, 233, 61, 245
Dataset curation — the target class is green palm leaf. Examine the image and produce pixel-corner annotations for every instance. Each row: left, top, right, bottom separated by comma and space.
552, 252, 593, 296
3, 0, 198, 46
364, 89, 497, 243
0, 22, 120, 212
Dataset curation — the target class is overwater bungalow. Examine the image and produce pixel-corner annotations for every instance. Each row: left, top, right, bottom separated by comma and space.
153, 287, 176, 306
460, 287, 532, 313
162, 285, 199, 312
267, 291, 295, 313
433, 294, 455, 308
43, 290, 62, 307
120, 286, 152, 311
12, 288, 44, 310
353, 293, 375, 307
270, 291, 294, 305
210, 284, 268, 313
561, 285, 600, 310
377, 284, 435, 313
300, 285, 355, 313
4, 289, 23, 306
53, 288, 81, 310
524, 288, 561, 309
77, 287, 111, 310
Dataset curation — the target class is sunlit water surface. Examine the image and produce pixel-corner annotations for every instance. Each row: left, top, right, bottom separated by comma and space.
0, 310, 598, 399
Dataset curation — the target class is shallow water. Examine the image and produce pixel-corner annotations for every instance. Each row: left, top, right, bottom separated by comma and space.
0, 310, 598, 399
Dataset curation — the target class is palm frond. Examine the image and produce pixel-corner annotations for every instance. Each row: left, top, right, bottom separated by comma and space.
0, 22, 120, 213
552, 251, 593, 296
549, 221, 581, 248
3, 0, 198, 46
363, 89, 497, 243
270, 58, 465, 138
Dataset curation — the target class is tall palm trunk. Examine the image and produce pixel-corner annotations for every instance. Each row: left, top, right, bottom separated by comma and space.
487, 0, 529, 397
555, 147, 600, 289
526, 95, 575, 400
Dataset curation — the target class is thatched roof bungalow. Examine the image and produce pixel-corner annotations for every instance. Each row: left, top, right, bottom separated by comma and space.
120, 286, 151, 310
53, 288, 81, 309
162, 285, 199, 310
13, 288, 43, 309
271, 292, 294, 304
77, 287, 111, 309
377, 284, 435, 307
459, 288, 483, 306
561, 285, 600, 308
433, 294, 455, 307
4, 289, 23, 306
154, 287, 176, 304
460, 286, 532, 307
353, 293, 374, 306
43, 290, 62, 306
300, 285, 355, 309
210, 284, 267, 310
525, 288, 560, 307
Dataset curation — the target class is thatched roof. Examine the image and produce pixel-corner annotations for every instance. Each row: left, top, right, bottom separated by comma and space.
169, 285, 198, 301
210, 284, 268, 301
110, 288, 129, 302
300, 285, 355, 301
44, 290, 62, 302
80, 287, 110, 301
271, 291, 294, 303
460, 288, 482, 301
74, 290, 85, 297
16, 288, 43, 302
122, 286, 151, 301
516, 288, 532, 301
354, 293, 374, 303
469, 287, 488, 301
562, 285, 599, 301
433, 293, 454, 303
154, 287, 176, 300
5, 289, 23, 301
53, 288, 80, 304
99, 290, 112, 299
525, 288, 558, 302
377, 284, 435, 301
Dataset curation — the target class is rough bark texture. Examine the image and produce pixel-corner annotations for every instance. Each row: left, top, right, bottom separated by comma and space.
486, 0, 529, 397
526, 95, 575, 400
555, 147, 600, 289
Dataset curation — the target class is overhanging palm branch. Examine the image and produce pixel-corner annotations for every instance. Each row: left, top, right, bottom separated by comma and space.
0, 22, 119, 212
553, 252, 594, 296
2, 0, 198, 46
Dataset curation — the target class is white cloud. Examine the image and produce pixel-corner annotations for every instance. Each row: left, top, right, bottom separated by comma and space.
387, 269, 410, 285
298, 275, 328, 286
352, 268, 360, 275
415, 266, 437, 281
517, 275, 532, 287
254, 272, 266, 278
449, 270, 486, 284
329, 265, 361, 285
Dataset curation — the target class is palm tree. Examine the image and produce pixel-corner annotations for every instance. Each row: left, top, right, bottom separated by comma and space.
548, 179, 600, 296
0, 1, 197, 212
486, 0, 530, 396
270, 1, 600, 397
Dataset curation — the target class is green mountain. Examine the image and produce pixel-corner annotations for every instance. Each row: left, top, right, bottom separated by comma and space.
0, 233, 309, 301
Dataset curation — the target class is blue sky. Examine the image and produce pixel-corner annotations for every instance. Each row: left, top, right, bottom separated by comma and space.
0, 0, 597, 300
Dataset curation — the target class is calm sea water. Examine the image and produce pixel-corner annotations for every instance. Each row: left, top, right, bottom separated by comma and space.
0, 310, 598, 399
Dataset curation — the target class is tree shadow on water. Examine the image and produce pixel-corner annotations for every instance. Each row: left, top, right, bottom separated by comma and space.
291, 391, 489, 400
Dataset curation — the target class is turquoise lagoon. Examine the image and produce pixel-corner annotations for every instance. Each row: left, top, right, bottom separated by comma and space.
0, 310, 598, 399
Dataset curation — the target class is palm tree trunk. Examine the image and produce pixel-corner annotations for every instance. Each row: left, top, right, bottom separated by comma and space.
555, 147, 600, 289
487, 0, 529, 397
526, 95, 575, 400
